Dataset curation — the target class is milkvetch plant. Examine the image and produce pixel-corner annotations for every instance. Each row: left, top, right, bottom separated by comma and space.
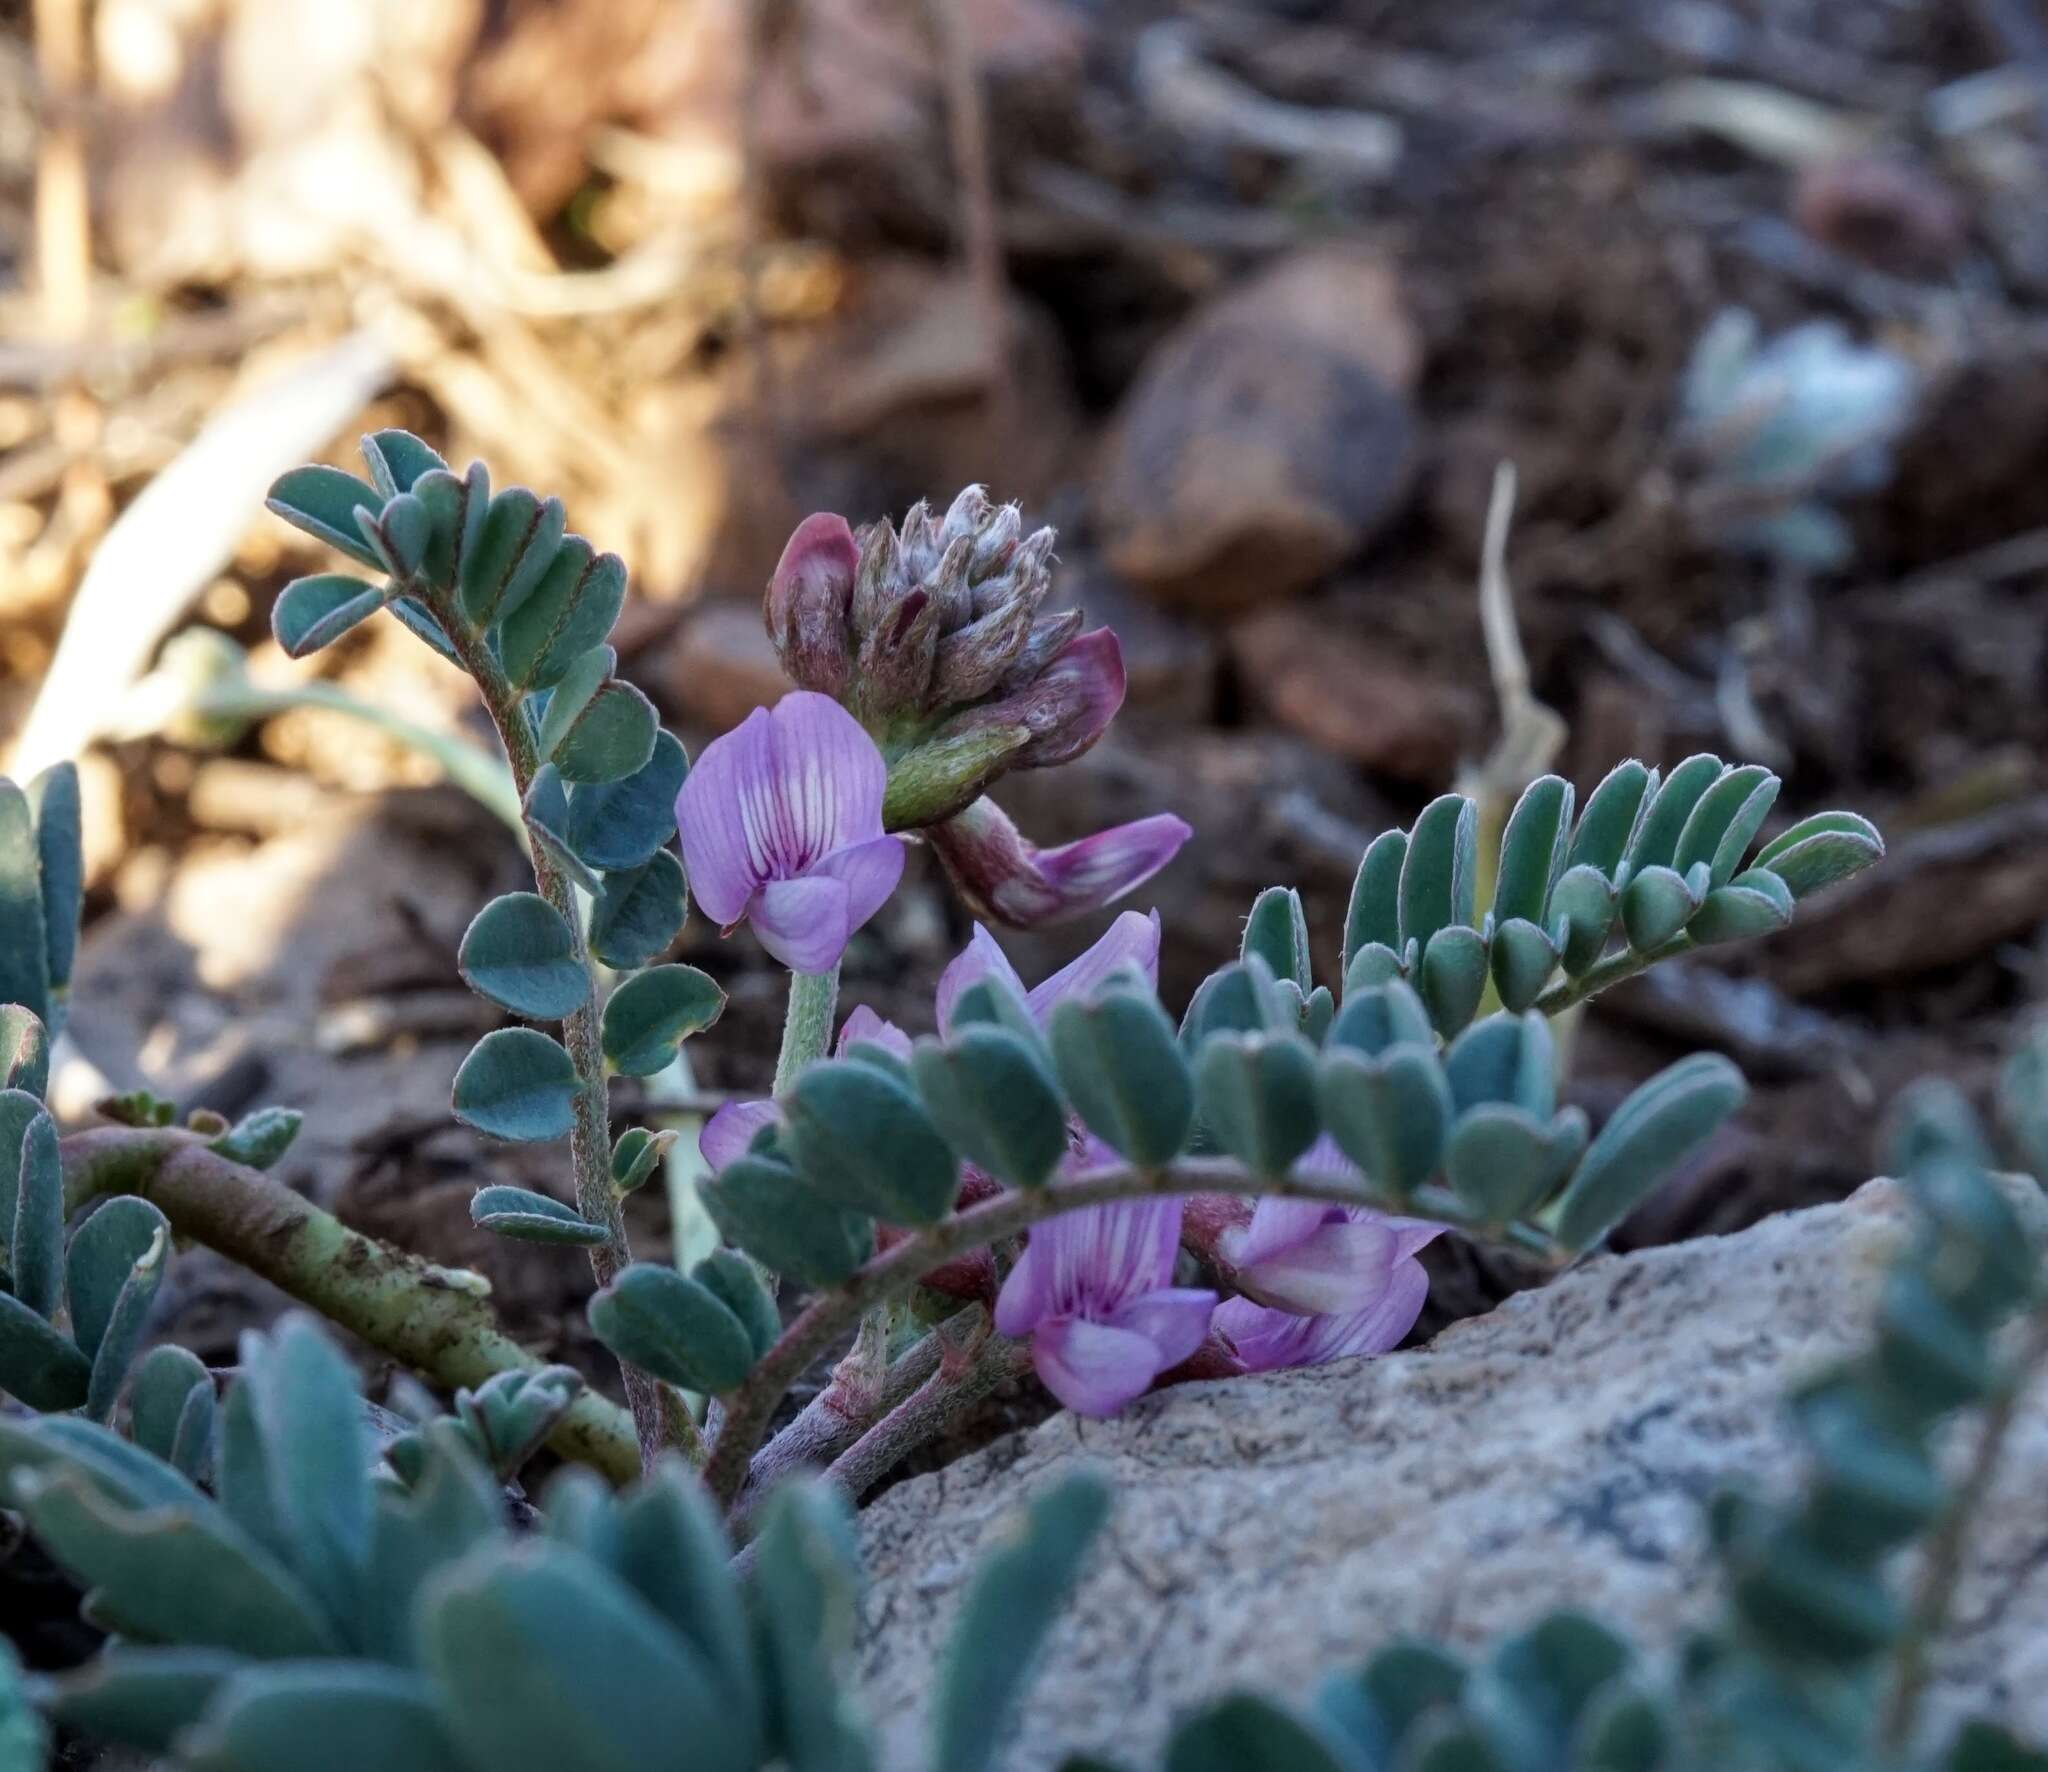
18, 430, 1888, 1524
6, 1034, 2044, 1772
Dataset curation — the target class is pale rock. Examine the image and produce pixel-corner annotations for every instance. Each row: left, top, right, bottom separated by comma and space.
857, 1176, 2048, 1770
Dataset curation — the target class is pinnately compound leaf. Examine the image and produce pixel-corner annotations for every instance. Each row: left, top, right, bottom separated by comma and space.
1567, 760, 1654, 877
700, 1153, 872, 1290
1050, 989, 1192, 1169
565, 732, 687, 872
1241, 887, 1312, 993
1750, 811, 1885, 899
912, 1027, 1068, 1189
783, 1061, 959, 1225
1493, 775, 1574, 927
553, 682, 659, 787
0, 783, 51, 1026
28, 761, 82, 1001
932, 1474, 1113, 1772
265, 466, 385, 570
1398, 795, 1477, 952
588, 1264, 754, 1395
1343, 830, 1407, 983
361, 430, 448, 498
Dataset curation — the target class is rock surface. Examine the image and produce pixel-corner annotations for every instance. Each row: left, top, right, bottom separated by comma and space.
856, 1177, 2048, 1769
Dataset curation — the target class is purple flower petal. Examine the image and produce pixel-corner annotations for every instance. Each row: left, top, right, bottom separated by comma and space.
748, 875, 850, 973
835, 1004, 913, 1060
926, 797, 1192, 928
676, 705, 776, 926
1106, 1286, 1217, 1372
760, 691, 888, 861
994, 1197, 1183, 1336
811, 833, 907, 938
701, 1098, 780, 1173
1215, 1257, 1430, 1374
1026, 909, 1161, 1021
1224, 1197, 1336, 1269
1232, 1219, 1399, 1317
1386, 1217, 1448, 1262
994, 1229, 1058, 1338
1030, 1315, 1169, 1417
676, 692, 900, 970
935, 924, 1030, 1032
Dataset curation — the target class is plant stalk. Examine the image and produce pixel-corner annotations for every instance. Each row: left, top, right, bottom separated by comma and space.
774, 965, 841, 1096
702, 1155, 1565, 1507
820, 1326, 1029, 1505
1533, 936, 1693, 1019
59, 1127, 642, 1483
426, 585, 677, 1471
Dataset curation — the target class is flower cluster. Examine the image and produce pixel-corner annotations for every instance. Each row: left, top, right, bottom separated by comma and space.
762, 490, 1190, 929
698, 901, 1434, 1418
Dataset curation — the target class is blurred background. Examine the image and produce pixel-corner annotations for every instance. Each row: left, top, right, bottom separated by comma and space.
1, 0, 2044, 1390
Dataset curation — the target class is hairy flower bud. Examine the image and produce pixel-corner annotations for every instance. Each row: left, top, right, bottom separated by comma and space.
761, 492, 1190, 923
824, 489, 1059, 733
765, 513, 860, 696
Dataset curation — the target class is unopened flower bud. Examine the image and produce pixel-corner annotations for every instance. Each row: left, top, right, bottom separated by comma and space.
765, 513, 858, 695
763, 492, 1161, 891
926, 795, 1191, 927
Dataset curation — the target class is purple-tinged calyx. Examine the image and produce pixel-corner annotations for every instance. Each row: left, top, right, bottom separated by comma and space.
765, 513, 860, 697
675, 691, 906, 974
926, 796, 1192, 928
763, 492, 1130, 833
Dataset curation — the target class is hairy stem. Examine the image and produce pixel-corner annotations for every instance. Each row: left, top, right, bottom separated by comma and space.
426, 587, 676, 1471
821, 1326, 1029, 1504
774, 965, 841, 1096
60, 1127, 641, 1483
737, 1331, 943, 1520
704, 1156, 1564, 1507
1880, 1302, 2048, 1751
1533, 936, 1692, 1019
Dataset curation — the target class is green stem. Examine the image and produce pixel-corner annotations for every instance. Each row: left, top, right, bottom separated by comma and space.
423, 586, 678, 1473
1532, 936, 1693, 1018
774, 965, 841, 1096
59, 1127, 641, 1483
703, 1156, 1567, 1508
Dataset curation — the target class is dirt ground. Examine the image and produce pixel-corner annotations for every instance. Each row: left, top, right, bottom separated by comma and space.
4, 0, 2048, 1485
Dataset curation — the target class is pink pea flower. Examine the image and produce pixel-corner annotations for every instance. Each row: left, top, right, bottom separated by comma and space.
676, 692, 907, 974
994, 1192, 1215, 1417
926, 797, 1191, 929
1206, 1136, 1441, 1375
698, 1005, 911, 1171
935, 907, 1161, 1030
